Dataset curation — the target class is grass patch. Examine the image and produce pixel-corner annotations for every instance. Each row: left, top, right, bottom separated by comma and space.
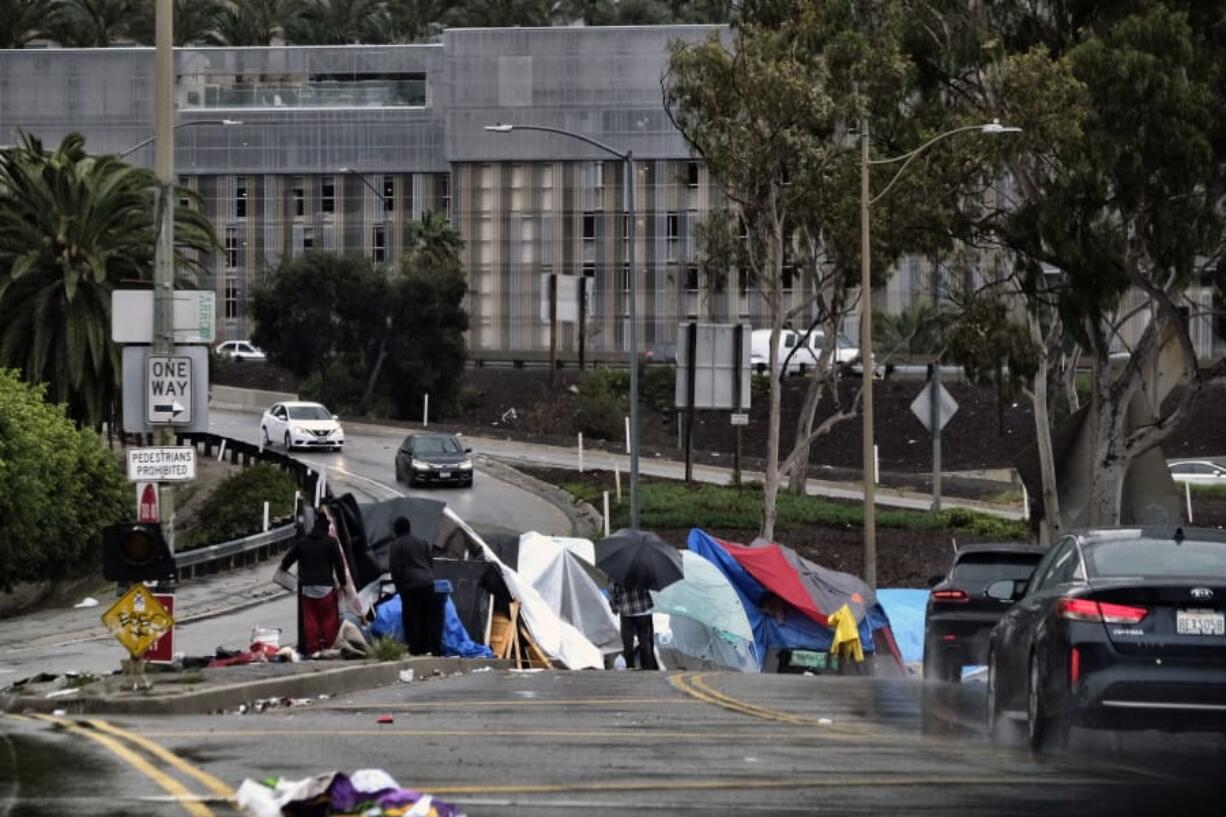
1188, 482, 1226, 498
561, 480, 1028, 540
369, 636, 407, 662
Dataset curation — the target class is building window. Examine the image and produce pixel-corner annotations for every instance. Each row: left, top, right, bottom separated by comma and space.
383, 176, 395, 212
593, 162, 604, 190
373, 225, 387, 263
438, 174, 451, 218
235, 177, 247, 218
686, 161, 700, 188
224, 276, 239, 319
685, 264, 699, 291
738, 269, 751, 294
666, 212, 680, 240
292, 177, 305, 217
782, 264, 795, 291
582, 212, 596, 241
303, 227, 314, 250
582, 262, 596, 280
623, 214, 631, 239
321, 176, 335, 214
224, 227, 239, 269
177, 175, 190, 209
621, 262, 630, 291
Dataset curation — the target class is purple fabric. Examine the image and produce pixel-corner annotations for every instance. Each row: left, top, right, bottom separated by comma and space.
327, 773, 463, 816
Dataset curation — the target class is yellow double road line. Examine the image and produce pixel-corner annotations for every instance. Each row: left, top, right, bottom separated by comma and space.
28, 714, 234, 817
670, 672, 878, 737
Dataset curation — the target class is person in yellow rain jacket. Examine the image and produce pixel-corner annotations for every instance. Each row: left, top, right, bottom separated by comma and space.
827, 604, 864, 664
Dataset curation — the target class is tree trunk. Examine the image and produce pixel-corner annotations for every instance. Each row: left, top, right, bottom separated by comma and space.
786, 375, 823, 494
359, 332, 390, 415
1031, 355, 1061, 544
1087, 351, 1128, 527
760, 212, 786, 543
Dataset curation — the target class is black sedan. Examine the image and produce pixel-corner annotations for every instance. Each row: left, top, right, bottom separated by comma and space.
394, 433, 474, 487
987, 527, 1226, 753
924, 542, 1047, 682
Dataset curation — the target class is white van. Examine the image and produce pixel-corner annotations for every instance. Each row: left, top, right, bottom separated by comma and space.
749, 328, 859, 375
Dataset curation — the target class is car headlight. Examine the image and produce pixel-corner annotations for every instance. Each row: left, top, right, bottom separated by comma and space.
411, 459, 430, 471
460, 459, 473, 470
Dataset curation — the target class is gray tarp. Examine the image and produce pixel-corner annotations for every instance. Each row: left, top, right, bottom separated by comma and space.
517, 533, 621, 654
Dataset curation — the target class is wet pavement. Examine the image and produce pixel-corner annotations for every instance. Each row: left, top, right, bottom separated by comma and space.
5, 671, 1223, 816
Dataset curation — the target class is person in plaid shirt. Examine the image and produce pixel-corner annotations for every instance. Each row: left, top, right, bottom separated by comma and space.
609, 580, 658, 670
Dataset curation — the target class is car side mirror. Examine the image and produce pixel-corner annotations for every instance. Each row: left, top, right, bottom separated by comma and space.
926, 574, 944, 588
986, 579, 1023, 602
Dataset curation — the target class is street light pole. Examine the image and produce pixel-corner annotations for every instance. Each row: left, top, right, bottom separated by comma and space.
118, 119, 242, 159
485, 123, 640, 529
858, 118, 1021, 589
152, 0, 176, 552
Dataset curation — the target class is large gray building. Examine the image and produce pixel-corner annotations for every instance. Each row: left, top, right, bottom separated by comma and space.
1, 26, 1219, 360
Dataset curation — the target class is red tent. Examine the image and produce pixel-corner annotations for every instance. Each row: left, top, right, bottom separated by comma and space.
718, 540, 832, 626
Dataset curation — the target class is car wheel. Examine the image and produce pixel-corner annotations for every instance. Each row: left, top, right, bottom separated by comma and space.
1027, 653, 1068, 755
284, 432, 292, 452
464, 477, 473, 488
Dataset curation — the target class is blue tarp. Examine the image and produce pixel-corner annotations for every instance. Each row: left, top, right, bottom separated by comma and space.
687, 530, 880, 659
371, 593, 495, 660
875, 588, 928, 665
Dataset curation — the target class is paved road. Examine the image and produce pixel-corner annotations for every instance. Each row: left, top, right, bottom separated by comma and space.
4, 671, 1223, 816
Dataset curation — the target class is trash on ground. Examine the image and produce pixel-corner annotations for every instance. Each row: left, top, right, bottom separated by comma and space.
470, 666, 492, 673
399, 669, 415, 684
376, 715, 395, 724
235, 768, 465, 817
52, 709, 67, 716
73, 597, 99, 609
44, 688, 78, 699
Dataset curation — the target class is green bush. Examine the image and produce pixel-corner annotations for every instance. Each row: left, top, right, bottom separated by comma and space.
560, 479, 1028, 539
185, 464, 298, 549
575, 368, 630, 440
0, 369, 127, 589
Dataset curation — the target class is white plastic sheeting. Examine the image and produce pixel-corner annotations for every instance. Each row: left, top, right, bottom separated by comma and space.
517, 533, 621, 653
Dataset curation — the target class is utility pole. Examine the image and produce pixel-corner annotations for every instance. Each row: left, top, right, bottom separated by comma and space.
931, 267, 943, 512
859, 117, 876, 590
153, 0, 176, 553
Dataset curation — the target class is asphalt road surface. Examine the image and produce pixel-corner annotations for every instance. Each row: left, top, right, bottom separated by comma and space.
208, 409, 572, 538
4, 671, 1224, 816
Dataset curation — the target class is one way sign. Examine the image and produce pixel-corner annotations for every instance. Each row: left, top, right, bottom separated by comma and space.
147, 356, 193, 425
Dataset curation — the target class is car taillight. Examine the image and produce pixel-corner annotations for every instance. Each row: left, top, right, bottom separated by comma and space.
1057, 598, 1148, 624
932, 589, 969, 603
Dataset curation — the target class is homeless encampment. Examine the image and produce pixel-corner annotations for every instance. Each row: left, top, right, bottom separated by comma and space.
687, 529, 905, 673
651, 550, 759, 672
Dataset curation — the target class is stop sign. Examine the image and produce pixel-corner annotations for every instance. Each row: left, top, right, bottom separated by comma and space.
137, 482, 160, 524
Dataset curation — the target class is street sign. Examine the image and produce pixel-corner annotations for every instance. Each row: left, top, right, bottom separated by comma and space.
111, 290, 216, 344
674, 323, 752, 410
910, 381, 958, 434
122, 346, 209, 433
540, 274, 582, 323
127, 447, 197, 482
101, 584, 174, 659
136, 482, 160, 523
143, 593, 175, 664
731, 413, 749, 426
146, 355, 193, 424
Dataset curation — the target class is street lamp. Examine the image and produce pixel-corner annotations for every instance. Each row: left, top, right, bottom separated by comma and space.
859, 117, 1021, 589
485, 122, 641, 530
339, 167, 388, 203
118, 118, 243, 159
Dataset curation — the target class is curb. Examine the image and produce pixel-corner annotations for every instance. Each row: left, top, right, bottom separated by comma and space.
3, 657, 509, 716
477, 456, 600, 538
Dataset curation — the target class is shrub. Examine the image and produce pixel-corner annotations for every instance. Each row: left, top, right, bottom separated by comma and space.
370, 636, 407, 661
185, 464, 298, 549
0, 369, 127, 589
575, 368, 630, 440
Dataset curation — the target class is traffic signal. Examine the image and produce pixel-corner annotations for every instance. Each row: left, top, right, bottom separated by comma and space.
102, 523, 176, 583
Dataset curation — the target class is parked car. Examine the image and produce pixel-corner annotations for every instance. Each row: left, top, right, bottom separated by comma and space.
1168, 460, 1226, 483
749, 328, 859, 376
261, 402, 345, 452
923, 543, 1047, 682
987, 527, 1226, 753
395, 433, 474, 487
215, 340, 266, 362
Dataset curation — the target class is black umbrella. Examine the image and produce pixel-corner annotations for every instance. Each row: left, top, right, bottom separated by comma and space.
594, 529, 683, 591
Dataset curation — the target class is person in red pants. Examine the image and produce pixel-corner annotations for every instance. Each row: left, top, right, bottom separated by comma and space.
279, 512, 346, 655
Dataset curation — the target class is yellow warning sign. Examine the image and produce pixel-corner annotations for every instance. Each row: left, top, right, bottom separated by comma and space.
101, 584, 175, 658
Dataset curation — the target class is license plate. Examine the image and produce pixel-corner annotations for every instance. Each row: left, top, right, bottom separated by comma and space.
790, 650, 829, 669
439, 471, 451, 479
1177, 609, 1225, 636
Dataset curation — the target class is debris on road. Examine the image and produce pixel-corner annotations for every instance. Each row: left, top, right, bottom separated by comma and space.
73, 597, 99, 609
235, 769, 465, 817
376, 714, 395, 724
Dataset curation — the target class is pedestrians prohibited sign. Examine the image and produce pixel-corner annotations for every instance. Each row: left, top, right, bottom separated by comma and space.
101, 584, 175, 658
146, 355, 193, 424
127, 447, 197, 482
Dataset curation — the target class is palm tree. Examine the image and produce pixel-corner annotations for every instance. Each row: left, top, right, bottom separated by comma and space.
214, 0, 288, 46
284, 0, 390, 45
126, 0, 225, 46
0, 0, 59, 47
0, 133, 218, 425
443, 0, 553, 28
386, 0, 447, 43
51, 0, 137, 47
406, 211, 463, 273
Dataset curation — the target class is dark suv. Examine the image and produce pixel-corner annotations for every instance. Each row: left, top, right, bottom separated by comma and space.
924, 542, 1046, 682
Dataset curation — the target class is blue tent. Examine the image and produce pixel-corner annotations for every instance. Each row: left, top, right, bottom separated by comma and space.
687, 529, 885, 661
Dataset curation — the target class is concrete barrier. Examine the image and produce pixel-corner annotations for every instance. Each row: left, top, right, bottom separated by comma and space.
210, 384, 298, 413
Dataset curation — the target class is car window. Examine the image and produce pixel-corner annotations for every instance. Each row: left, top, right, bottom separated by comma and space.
950, 552, 1043, 585
400, 436, 414, 453
1086, 537, 1226, 579
287, 404, 331, 421
239, 343, 254, 353
414, 436, 462, 455
1032, 541, 1077, 593
783, 333, 796, 348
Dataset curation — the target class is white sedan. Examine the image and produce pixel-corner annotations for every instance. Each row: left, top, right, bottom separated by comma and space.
1168, 460, 1226, 483
261, 402, 345, 452
216, 340, 267, 362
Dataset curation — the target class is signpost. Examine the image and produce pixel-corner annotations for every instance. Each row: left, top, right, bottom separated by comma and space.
127, 448, 197, 482
121, 346, 209, 434
146, 355, 193, 424
910, 376, 958, 511
675, 323, 752, 483
101, 584, 175, 667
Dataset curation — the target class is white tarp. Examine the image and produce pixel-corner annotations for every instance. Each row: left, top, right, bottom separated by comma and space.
445, 510, 604, 670
517, 533, 621, 653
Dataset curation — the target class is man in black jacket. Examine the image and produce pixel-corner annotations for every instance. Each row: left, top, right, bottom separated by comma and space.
279, 512, 346, 655
388, 516, 439, 655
